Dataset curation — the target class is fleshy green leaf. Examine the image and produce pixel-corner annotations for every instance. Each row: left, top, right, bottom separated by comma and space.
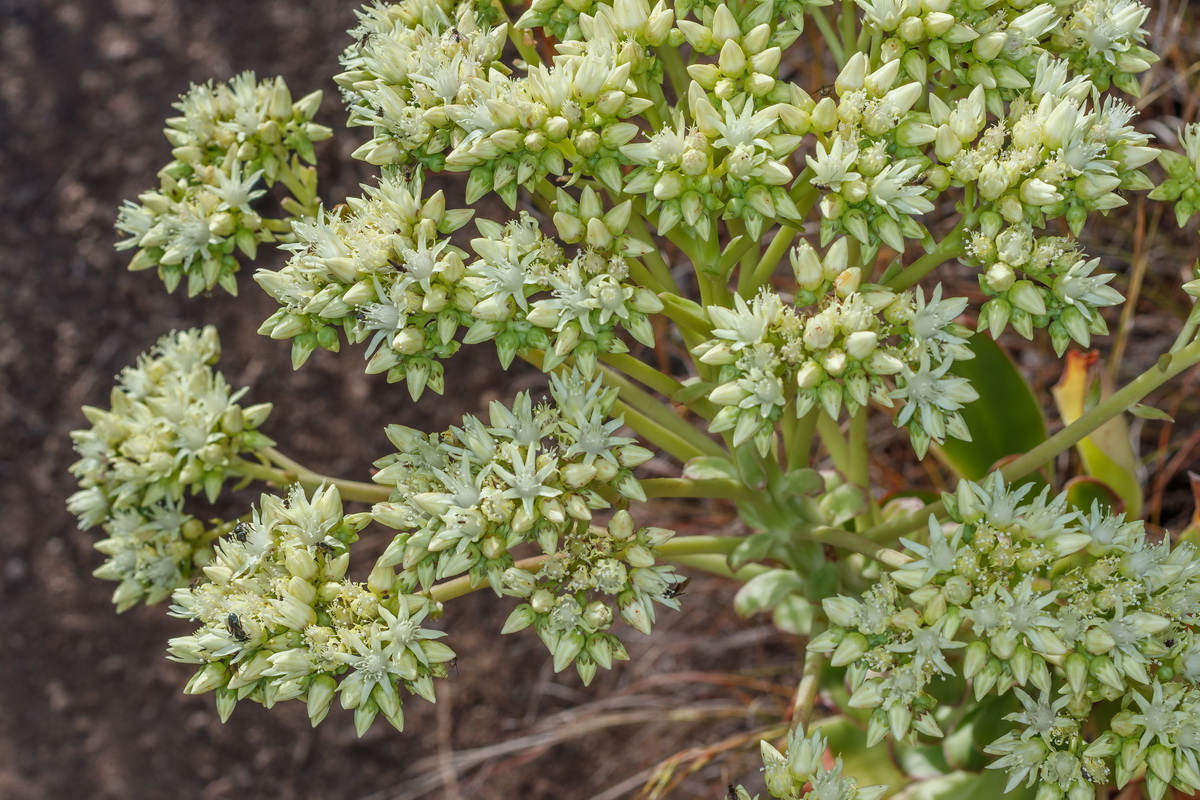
1129, 403, 1173, 422
1051, 351, 1143, 517
940, 335, 1046, 480
733, 568, 804, 616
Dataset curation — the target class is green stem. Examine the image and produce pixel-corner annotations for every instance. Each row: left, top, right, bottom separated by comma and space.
233, 454, 388, 504
656, 46, 690, 101
642, 478, 755, 501
812, 8, 846, 66
666, 553, 771, 582
884, 224, 967, 292
791, 635, 826, 732
801, 525, 911, 569
846, 407, 878, 526
506, 23, 542, 67
427, 554, 548, 603
741, 225, 800, 297
626, 207, 682, 294
814, 411, 851, 477
600, 365, 728, 458
657, 293, 712, 338
599, 353, 684, 399
846, 408, 868, 484
657, 535, 741, 557
839, 0, 858, 63
1172, 310, 1200, 353
787, 408, 818, 471
519, 349, 710, 461
719, 235, 758, 280
860, 336, 1200, 542
612, 399, 710, 462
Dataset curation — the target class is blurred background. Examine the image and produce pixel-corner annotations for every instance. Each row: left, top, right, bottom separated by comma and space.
3, 0, 1200, 798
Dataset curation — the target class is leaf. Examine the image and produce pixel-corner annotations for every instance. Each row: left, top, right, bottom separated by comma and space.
735, 443, 768, 490
733, 569, 804, 616
1051, 351, 1143, 517
1063, 476, 1123, 514
891, 769, 1036, 800
940, 335, 1047, 480
1129, 403, 1174, 422
672, 379, 717, 405
779, 467, 824, 497
818, 482, 867, 526
728, 531, 775, 571
682, 456, 739, 481
772, 595, 815, 635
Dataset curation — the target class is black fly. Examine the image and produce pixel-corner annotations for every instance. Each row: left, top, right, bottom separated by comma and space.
231, 522, 250, 542
226, 612, 249, 642
665, 577, 691, 599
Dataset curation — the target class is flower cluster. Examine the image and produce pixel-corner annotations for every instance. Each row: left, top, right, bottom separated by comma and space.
1149, 123, 1200, 227
255, 170, 474, 385
499, 509, 681, 684
341, 0, 658, 202
336, 0, 508, 171
369, 368, 681, 680
257, 171, 663, 396
116, 73, 331, 295
695, 242, 977, 457
858, 0, 1154, 98
943, 58, 1156, 233
755, 726, 887, 800
807, 54, 932, 255
168, 485, 455, 735
966, 216, 1123, 352
812, 474, 1200, 799
68, 327, 274, 609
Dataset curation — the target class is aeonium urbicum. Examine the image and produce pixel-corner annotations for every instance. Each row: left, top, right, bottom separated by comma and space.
70, 0, 1200, 796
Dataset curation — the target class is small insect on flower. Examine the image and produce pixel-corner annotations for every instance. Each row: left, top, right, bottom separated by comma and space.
231, 522, 250, 542
226, 612, 249, 642
665, 577, 691, 599
354, 31, 378, 53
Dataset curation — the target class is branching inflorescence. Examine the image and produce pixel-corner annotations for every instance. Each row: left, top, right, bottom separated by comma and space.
67, 0, 1200, 796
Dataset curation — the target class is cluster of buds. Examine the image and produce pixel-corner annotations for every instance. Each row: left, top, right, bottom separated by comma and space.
751, 726, 887, 800
811, 474, 1200, 800
808, 53, 932, 256
695, 243, 977, 457
370, 367, 658, 587
255, 170, 474, 387
369, 368, 676, 679
517, 0, 679, 56
337, 0, 507, 171
943, 57, 1156, 234
857, 0, 1154, 99
257, 171, 663, 395
116, 73, 330, 295
168, 485, 455, 736
967, 216, 1123, 352
499, 509, 682, 684
1149, 123, 1200, 227
68, 327, 273, 609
